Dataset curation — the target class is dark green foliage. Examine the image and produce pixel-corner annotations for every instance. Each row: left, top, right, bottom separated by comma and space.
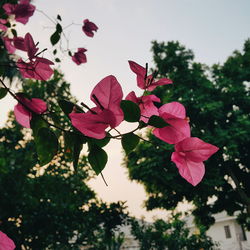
120, 100, 141, 122
0, 87, 8, 99
125, 40, 250, 229
122, 133, 140, 154
88, 145, 108, 175
130, 213, 216, 250
50, 23, 63, 46
34, 127, 58, 166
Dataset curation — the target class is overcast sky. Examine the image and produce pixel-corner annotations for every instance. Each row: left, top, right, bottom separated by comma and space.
1, 0, 250, 221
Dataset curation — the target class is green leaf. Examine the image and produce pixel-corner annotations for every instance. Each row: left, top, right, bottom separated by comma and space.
34, 128, 58, 166
58, 99, 83, 116
88, 146, 108, 175
148, 115, 168, 128
50, 31, 61, 46
64, 132, 86, 169
0, 88, 8, 99
11, 29, 17, 37
122, 133, 140, 154
88, 135, 110, 148
30, 114, 48, 137
58, 99, 84, 117
120, 100, 141, 122
56, 23, 62, 33
57, 14, 62, 21
58, 99, 75, 116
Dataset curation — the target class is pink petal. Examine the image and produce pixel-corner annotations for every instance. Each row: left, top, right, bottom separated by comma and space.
125, 91, 139, 104
14, 96, 47, 128
3, 37, 16, 54
0, 231, 15, 250
13, 2, 36, 24
82, 19, 98, 37
24, 98, 47, 114
91, 75, 124, 127
2, 4, 15, 15
13, 37, 26, 51
14, 103, 31, 128
128, 61, 146, 90
153, 117, 190, 144
34, 61, 54, 80
171, 152, 205, 186
175, 137, 219, 162
69, 110, 114, 139
72, 48, 87, 65
140, 101, 159, 123
24, 33, 38, 59
128, 60, 146, 78
0, 19, 7, 31
17, 59, 34, 79
147, 78, 173, 91
141, 95, 160, 103
159, 102, 186, 119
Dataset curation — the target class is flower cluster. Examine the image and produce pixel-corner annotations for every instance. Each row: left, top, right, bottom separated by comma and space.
0, 0, 218, 188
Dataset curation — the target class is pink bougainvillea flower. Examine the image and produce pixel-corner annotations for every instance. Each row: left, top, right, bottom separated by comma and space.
3, 0, 35, 25
2, 37, 16, 54
15, 33, 54, 80
0, 231, 15, 250
0, 19, 8, 31
153, 102, 190, 144
82, 19, 98, 37
12, 36, 26, 51
128, 60, 172, 91
171, 137, 219, 186
70, 75, 124, 139
91, 75, 124, 127
17, 57, 54, 81
72, 48, 87, 65
23, 32, 39, 59
14, 94, 47, 128
126, 91, 160, 123
2, 35, 26, 54
70, 109, 116, 139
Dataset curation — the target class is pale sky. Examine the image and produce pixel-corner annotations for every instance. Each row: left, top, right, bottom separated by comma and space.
1, 0, 250, 221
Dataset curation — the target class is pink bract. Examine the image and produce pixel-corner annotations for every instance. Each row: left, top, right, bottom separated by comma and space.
2, 37, 16, 54
13, 36, 26, 51
0, 231, 15, 250
15, 33, 54, 80
91, 75, 124, 127
82, 19, 98, 37
70, 75, 124, 139
171, 137, 219, 186
0, 19, 7, 31
3, 0, 35, 25
70, 109, 115, 139
72, 48, 87, 65
153, 102, 190, 144
17, 57, 54, 81
14, 95, 47, 128
126, 91, 160, 123
128, 60, 172, 91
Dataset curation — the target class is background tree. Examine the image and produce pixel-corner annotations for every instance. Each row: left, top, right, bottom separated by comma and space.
125, 40, 250, 229
130, 213, 216, 250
